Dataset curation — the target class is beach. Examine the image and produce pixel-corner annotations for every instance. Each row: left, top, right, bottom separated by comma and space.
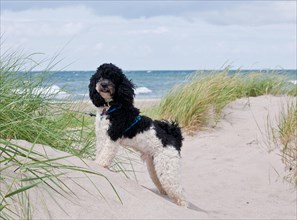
2, 1, 296, 218
3, 95, 296, 219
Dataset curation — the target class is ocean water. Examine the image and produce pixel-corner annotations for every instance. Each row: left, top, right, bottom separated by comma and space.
36, 69, 296, 100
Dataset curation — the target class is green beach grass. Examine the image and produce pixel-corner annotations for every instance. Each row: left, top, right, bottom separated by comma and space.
276, 101, 297, 185
144, 69, 295, 133
0, 51, 120, 219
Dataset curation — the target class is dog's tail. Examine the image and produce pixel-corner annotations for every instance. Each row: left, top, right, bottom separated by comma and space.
154, 120, 183, 152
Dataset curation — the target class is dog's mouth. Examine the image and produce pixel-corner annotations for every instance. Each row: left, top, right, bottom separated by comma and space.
99, 87, 111, 94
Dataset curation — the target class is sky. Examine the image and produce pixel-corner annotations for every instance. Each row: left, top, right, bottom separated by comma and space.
1, 0, 296, 71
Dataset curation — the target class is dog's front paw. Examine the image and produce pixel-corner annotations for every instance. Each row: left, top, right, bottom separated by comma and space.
177, 199, 188, 208
95, 158, 110, 168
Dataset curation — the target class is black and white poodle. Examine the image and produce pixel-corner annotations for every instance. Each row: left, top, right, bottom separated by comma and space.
89, 63, 187, 207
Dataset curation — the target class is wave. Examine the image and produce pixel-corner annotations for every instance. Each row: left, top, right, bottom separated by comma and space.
16, 85, 69, 99
135, 87, 152, 95
288, 80, 297, 85
34, 85, 70, 99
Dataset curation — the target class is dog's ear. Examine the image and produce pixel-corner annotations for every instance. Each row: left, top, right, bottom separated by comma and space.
89, 73, 105, 107
116, 75, 135, 106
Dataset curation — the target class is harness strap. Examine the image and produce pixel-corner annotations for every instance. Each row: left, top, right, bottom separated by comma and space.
124, 115, 142, 133
100, 104, 122, 118
87, 104, 141, 134
106, 105, 122, 114
85, 112, 96, 117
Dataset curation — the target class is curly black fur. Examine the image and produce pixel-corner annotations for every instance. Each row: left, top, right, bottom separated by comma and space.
153, 120, 183, 152
89, 63, 183, 153
89, 63, 135, 107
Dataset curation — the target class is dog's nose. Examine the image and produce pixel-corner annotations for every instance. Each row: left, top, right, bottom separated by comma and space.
100, 80, 109, 88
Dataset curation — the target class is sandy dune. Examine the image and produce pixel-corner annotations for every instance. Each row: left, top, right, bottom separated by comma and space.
5, 95, 296, 219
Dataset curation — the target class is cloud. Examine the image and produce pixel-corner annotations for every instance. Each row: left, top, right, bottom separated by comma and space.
2, 6, 92, 37
1, 2, 296, 70
195, 1, 296, 26
128, 26, 169, 35
1, 1, 235, 18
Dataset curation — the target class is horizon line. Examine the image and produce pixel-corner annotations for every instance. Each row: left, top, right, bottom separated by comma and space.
31, 68, 297, 72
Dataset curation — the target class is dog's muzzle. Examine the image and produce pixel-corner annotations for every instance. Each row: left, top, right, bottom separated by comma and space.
96, 79, 115, 99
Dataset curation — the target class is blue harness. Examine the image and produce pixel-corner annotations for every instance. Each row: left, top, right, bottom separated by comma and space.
97, 104, 142, 134
123, 115, 142, 133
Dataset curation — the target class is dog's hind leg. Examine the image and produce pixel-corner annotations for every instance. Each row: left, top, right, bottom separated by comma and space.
146, 155, 167, 195
153, 147, 188, 207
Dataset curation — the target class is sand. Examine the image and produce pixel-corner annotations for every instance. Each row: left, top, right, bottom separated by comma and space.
3, 95, 296, 219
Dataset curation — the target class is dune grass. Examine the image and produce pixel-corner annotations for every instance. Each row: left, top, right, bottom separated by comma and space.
144, 69, 294, 134
0, 51, 121, 219
276, 101, 297, 185
0, 51, 96, 157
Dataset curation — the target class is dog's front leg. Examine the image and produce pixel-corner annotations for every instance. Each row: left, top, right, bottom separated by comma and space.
95, 139, 119, 168
95, 114, 119, 168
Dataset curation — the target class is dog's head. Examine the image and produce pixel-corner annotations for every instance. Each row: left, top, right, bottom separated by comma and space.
89, 63, 135, 107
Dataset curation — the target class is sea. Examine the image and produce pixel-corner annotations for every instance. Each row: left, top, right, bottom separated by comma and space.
35, 69, 296, 100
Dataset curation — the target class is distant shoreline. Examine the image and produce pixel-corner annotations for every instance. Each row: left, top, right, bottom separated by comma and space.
32, 69, 296, 101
